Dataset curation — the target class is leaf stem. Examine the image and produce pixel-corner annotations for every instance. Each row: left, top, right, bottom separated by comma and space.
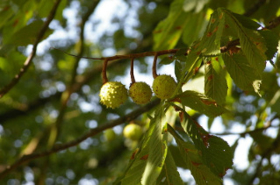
130, 58, 136, 85
152, 53, 159, 78
102, 59, 109, 84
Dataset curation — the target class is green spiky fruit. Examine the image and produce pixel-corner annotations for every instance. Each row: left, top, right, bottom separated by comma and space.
129, 82, 152, 105
152, 75, 177, 99
99, 81, 128, 109
123, 123, 143, 141
104, 129, 116, 141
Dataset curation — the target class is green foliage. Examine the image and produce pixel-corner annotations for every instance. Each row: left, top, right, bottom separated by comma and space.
0, 0, 280, 184
204, 57, 227, 104
179, 90, 226, 117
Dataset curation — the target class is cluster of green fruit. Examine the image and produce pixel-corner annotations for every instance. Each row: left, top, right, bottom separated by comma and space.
99, 75, 177, 109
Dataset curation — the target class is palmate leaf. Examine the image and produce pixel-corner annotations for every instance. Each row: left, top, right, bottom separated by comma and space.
178, 111, 233, 178
168, 125, 222, 185
156, 149, 184, 185
222, 8, 267, 75
204, 57, 227, 104
178, 90, 226, 117
222, 52, 261, 94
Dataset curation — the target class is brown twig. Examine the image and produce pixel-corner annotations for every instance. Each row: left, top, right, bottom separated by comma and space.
130, 58, 136, 85
243, 0, 266, 17
265, 16, 280, 29
102, 59, 109, 84
152, 53, 159, 78
0, 98, 160, 179
0, 0, 62, 98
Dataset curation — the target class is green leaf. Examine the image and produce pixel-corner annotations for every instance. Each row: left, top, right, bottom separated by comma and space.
121, 118, 157, 184
181, 46, 202, 83
179, 112, 233, 177
168, 125, 222, 185
175, 48, 188, 56
156, 149, 184, 185
121, 133, 150, 184
180, 8, 226, 83
229, 11, 260, 30
175, 60, 183, 83
204, 57, 227, 104
222, 52, 261, 94
178, 90, 226, 117
141, 105, 168, 185
222, 8, 267, 75
259, 30, 279, 60
182, 11, 207, 46
153, 0, 190, 50
199, 8, 225, 56
159, 57, 174, 65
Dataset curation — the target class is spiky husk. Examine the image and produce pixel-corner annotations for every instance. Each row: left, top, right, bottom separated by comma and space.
99, 81, 128, 109
152, 75, 177, 99
129, 82, 152, 104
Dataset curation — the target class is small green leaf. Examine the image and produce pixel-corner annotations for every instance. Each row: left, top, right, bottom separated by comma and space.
259, 30, 279, 60
229, 11, 260, 30
204, 57, 228, 104
156, 150, 184, 185
222, 52, 262, 95
178, 90, 226, 117
159, 57, 174, 65
175, 61, 183, 82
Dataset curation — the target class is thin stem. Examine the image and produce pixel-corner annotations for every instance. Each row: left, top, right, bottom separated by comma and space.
130, 58, 136, 85
102, 59, 109, 84
243, 0, 266, 17
152, 53, 159, 78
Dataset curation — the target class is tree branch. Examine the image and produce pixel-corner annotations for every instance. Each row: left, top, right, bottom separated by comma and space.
0, 0, 62, 98
0, 98, 160, 179
243, 0, 266, 17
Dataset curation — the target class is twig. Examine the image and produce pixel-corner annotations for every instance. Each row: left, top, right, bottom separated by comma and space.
0, 98, 160, 179
243, 0, 266, 17
152, 53, 159, 78
130, 58, 136, 85
102, 59, 109, 84
0, 0, 62, 98
265, 16, 280, 29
